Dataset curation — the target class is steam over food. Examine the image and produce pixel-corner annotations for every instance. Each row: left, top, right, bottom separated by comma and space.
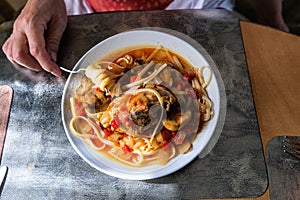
69, 46, 213, 166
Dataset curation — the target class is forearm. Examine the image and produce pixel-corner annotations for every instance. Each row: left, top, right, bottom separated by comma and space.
254, 0, 282, 23
253, 0, 289, 31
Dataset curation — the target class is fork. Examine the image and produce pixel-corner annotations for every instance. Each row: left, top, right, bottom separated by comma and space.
60, 67, 86, 74
283, 136, 300, 160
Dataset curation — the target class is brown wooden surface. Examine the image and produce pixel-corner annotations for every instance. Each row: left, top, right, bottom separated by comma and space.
240, 21, 300, 199
240, 21, 300, 152
237, 21, 300, 200
0, 85, 13, 160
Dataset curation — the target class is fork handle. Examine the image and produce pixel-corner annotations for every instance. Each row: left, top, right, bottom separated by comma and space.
60, 67, 86, 74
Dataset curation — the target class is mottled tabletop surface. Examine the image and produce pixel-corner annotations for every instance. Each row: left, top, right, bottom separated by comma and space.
266, 136, 300, 200
0, 9, 267, 199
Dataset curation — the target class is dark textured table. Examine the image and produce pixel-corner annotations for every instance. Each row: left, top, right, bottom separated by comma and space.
266, 137, 300, 200
0, 9, 267, 199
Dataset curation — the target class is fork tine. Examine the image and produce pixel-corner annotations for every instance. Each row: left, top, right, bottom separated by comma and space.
284, 148, 300, 160
284, 137, 300, 149
286, 136, 300, 144
283, 136, 300, 160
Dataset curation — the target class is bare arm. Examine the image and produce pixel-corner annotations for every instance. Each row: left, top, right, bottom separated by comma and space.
2, 0, 67, 76
253, 0, 289, 32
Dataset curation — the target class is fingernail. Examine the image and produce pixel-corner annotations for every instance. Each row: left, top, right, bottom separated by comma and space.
52, 69, 62, 77
50, 65, 62, 77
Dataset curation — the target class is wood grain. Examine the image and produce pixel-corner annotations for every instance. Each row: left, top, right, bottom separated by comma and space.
240, 21, 300, 200
240, 21, 300, 153
0, 85, 13, 160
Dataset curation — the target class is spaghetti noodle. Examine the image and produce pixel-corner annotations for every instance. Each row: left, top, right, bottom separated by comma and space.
69, 46, 213, 166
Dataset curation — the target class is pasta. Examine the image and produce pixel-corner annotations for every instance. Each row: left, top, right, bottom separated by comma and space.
69, 46, 213, 167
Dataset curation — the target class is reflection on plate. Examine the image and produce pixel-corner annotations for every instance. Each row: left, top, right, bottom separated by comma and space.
61, 28, 225, 180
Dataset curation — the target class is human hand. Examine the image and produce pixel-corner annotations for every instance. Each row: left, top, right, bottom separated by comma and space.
2, 0, 67, 77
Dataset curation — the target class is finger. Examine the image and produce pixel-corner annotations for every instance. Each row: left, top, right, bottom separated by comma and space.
46, 17, 67, 63
46, 28, 62, 63
3, 34, 42, 71
2, 36, 16, 63
26, 24, 62, 77
2, 37, 13, 62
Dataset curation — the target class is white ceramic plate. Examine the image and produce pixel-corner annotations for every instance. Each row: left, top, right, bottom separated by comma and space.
61, 28, 225, 180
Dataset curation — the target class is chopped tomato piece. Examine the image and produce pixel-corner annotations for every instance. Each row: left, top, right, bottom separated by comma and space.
183, 73, 194, 82
94, 87, 101, 93
130, 75, 138, 83
162, 141, 169, 148
122, 144, 132, 153
161, 129, 172, 141
111, 119, 119, 129
111, 115, 121, 129
103, 128, 113, 137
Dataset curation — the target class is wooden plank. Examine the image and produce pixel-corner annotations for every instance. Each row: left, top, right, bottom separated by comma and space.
0, 85, 13, 160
